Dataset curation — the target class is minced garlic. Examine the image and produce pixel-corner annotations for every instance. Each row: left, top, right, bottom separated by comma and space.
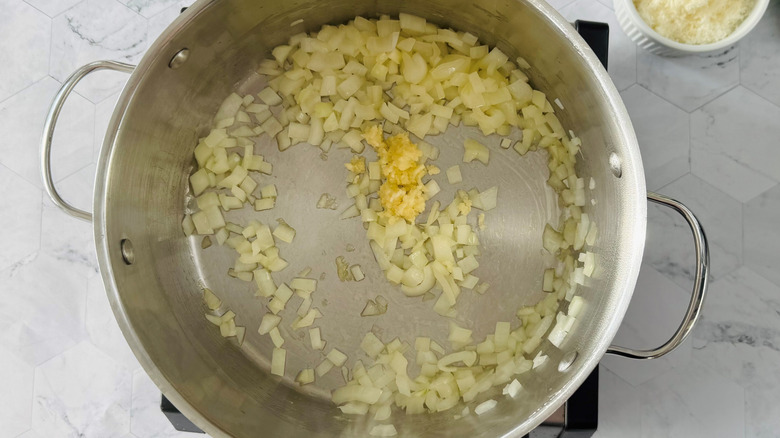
363, 125, 428, 222
634, 0, 755, 45
345, 155, 366, 174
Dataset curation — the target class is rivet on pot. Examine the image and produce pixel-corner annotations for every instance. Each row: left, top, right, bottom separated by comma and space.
609, 152, 622, 178
168, 48, 190, 69
120, 239, 135, 265
558, 350, 578, 372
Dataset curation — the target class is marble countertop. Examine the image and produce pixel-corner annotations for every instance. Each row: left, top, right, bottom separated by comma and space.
1, 0, 778, 436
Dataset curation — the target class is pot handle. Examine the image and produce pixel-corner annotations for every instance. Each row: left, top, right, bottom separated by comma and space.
606, 192, 710, 359
41, 60, 135, 222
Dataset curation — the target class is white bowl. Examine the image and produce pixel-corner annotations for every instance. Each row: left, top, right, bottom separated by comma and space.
614, 0, 770, 56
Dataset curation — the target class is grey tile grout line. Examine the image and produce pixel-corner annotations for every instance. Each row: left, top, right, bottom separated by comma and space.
36, 190, 43, 273
635, 81, 691, 114
46, 4, 54, 87
741, 82, 780, 111
29, 366, 37, 438
21, 0, 51, 18
0, 73, 50, 107
687, 88, 780, 191
0, 162, 43, 194
48, 149, 97, 186
741, 201, 745, 275
652, 171, 688, 195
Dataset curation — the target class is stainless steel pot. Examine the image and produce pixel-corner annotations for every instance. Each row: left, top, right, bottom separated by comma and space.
41, 0, 709, 436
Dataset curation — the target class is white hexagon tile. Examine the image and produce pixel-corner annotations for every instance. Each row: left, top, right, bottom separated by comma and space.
119, 0, 185, 19
744, 185, 780, 289
740, 1, 780, 108
692, 267, 780, 438
592, 368, 640, 438
0, 77, 95, 189
637, 45, 740, 112
0, 166, 41, 273
600, 266, 692, 387
691, 86, 780, 203
50, 0, 148, 103
86, 275, 141, 373
0, 252, 88, 367
0, 1, 778, 437
24, 0, 83, 18
620, 84, 689, 191
130, 370, 194, 438
0, 346, 35, 437
32, 341, 133, 437
0, 0, 50, 103
645, 173, 743, 289
146, 1, 192, 47
639, 363, 745, 438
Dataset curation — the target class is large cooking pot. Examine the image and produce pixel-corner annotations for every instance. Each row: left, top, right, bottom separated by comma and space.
41, 0, 709, 436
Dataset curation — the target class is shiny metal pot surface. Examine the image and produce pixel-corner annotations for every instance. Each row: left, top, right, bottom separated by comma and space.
41, 0, 708, 436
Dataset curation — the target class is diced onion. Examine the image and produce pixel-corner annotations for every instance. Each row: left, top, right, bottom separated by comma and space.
203, 288, 221, 310
327, 348, 349, 367
257, 314, 282, 335
269, 327, 285, 348
463, 139, 489, 164
369, 424, 397, 437
474, 399, 497, 415
296, 368, 315, 385
309, 327, 325, 350
446, 165, 462, 184
503, 379, 522, 398
271, 347, 286, 376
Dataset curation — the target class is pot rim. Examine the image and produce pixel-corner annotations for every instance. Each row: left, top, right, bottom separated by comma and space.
93, 0, 646, 436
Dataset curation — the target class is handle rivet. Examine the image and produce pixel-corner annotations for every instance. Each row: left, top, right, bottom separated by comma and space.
609, 152, 622, 178
558, 351, 578, 372
120, 239, 135, 265
169, 48, 190, 69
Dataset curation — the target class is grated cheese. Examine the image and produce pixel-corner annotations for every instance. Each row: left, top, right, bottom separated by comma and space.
634, 0, 756, 45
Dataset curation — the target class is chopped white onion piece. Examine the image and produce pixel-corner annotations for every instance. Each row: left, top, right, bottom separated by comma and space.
235, 326, 246, 346
205, 314, 222, 326
339, 402, 369, 415
437, 351, 478, 372
369, 425, 397, 437
271, 347, 286, 376
182, 215, 195, 236
361, 332, 385, 358
258, 314, 282, 335
258, 87, 282, 105
269, 327, 285, 348
203, 288, 221, 310
445, 165, 463, 185
463, 139, 490, 164
503, 379, 522, 398
327, 348, 348, 367
333, 384, 383, 405
310, 327, 325, 350
340, 204, 361, 219
568, 296, 584, 318
292, 309, 320, 329
290, 277, 317, 292
351, 265, 365, 281
532, 352, 548, 369
254, 198, 275, 211
316, 358, 335, 376
474, 399, 497, 415
296, 368, 315, 385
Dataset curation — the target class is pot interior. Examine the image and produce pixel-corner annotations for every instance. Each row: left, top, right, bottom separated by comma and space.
96, 0, 646, 436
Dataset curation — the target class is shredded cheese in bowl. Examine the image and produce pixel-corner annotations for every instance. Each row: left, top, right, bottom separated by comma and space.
634, 0, 756, 45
